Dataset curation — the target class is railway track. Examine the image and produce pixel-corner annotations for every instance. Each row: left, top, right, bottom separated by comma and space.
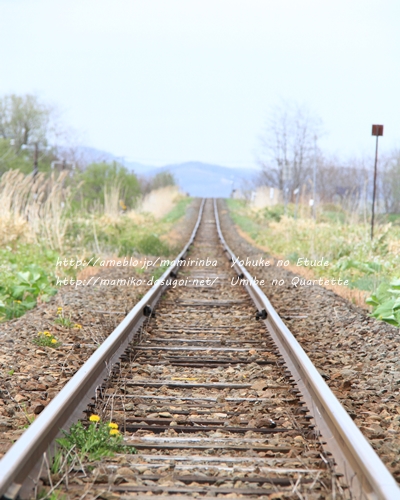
0, 199, 399, 499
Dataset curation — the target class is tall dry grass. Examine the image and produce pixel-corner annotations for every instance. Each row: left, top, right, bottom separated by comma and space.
103, 181, 122, 219
134, 185, 181, 219
0, 169, 72, 249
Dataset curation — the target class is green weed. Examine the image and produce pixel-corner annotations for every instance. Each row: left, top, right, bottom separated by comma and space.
37, 488, 66, 500
151, 263, 170, 281
0, 263, 57, 322
162, 197, 193, 223
136, 234, 170, 256
18, 402, 36, 428
259, 205, 287, 222
33, 331, 61, 348
53, 417, 132, 469
54, 309, 73, 328
366, 278, 400, 327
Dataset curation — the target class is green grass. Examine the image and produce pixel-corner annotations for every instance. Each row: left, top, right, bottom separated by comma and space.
0, 196, 193, 322
226, 199, 262, 240
66, 211, 178, 258
226, 200, 400, 326
386, 213, 400, 225
33, 331, 61, 348
54, 309, 74, 328
162, 197, 193, 223
52, 417, 132, 470
37, 490, 66, 500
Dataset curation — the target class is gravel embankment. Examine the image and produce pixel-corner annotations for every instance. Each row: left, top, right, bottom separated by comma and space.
0, 266, 152, 457
219, 201, 400, 481
0, 200, 200, 458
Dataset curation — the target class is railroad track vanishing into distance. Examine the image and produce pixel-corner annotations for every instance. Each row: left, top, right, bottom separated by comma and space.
0, 199, 399, 500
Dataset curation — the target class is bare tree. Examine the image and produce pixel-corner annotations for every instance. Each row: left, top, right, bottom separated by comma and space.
380, 150, 400, 214
316, 155, 369, 206
258, 101, 322, 202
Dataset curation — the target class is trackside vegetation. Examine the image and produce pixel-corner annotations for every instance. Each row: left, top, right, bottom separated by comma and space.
226, 199, 400, 327
0, 164, 189, 322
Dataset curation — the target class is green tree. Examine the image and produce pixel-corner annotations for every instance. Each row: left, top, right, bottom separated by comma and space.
152, 171, 176, 190
75, 162, 141, 210
140, 170, 176, 194
0, 94, 51, 151
0, 94, 56, 175
0, 138, 29, 175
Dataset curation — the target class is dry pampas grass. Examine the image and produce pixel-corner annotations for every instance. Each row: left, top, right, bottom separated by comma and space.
0, 214, 30, 245
0, 169, 72, 249
133, 185, 181, 219
103, 182, 122, 219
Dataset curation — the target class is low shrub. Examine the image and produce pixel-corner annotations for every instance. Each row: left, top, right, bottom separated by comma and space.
0, 263, 57, 321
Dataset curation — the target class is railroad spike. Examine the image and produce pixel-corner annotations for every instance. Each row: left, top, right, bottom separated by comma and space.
143, 305, 153, 317
255, 309, 268, 320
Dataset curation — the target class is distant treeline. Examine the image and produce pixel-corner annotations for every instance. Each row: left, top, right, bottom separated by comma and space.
0, 93, 176, 210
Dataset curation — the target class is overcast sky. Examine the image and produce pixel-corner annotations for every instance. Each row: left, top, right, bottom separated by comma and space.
0, 0, 398, 167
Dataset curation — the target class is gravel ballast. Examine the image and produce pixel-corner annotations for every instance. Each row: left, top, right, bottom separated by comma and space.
0, 201, 200, 458
219, 201, 400, 482
1, 199, 399, 486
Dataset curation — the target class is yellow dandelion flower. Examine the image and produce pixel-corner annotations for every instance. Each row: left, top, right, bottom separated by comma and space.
89, 414, 100, 422
51, 338, 58, 344
74, 324, 82, 329
44, 331, 51, 336
108, 422, 119, 429
37, 331, 43, 336
109, 429, 120, 436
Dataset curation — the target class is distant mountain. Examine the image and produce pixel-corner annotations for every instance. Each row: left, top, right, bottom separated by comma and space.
74, 147, 259, 197
123, 160, 156, 175
73, 146, 117, 164
129, 161, 259, 198
71, 147, 153, 174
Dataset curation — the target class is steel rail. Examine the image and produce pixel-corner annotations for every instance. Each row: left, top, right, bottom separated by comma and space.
213, 198, 399, 500
0, 200, 206, 500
